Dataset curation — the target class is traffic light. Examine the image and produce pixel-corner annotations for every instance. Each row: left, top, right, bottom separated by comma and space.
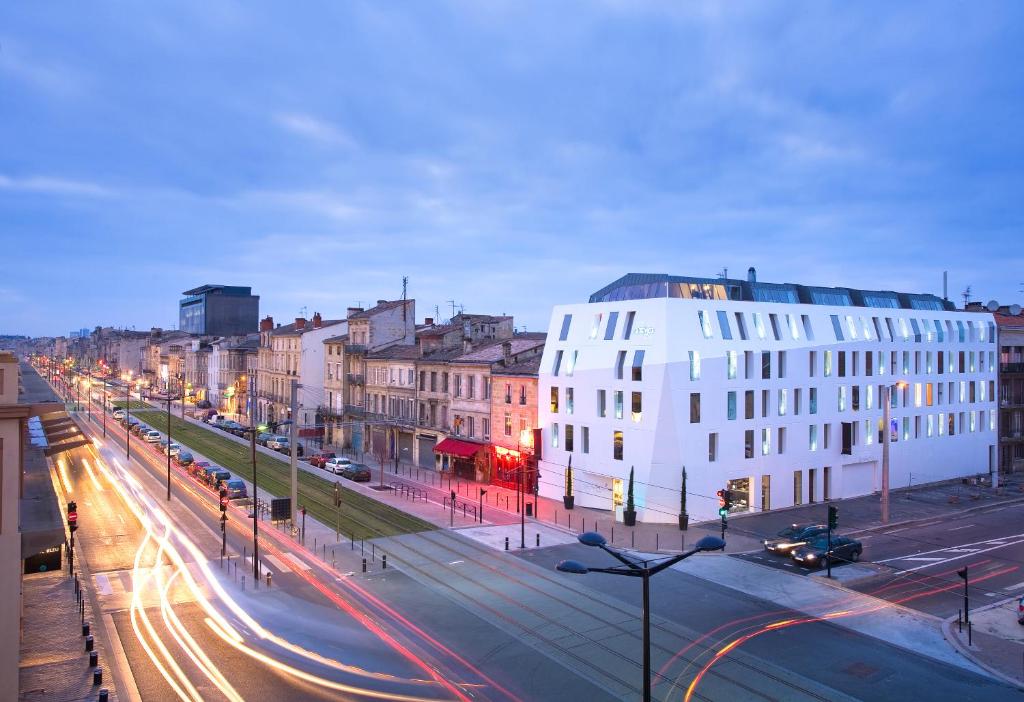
828, 505, 838, 530
717, 489, 727, 517
957, 567, 968, 581
67, 500, 78, 532
219, 488, 229, 513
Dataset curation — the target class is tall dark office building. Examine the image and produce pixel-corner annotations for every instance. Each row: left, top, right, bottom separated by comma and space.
179, 285, 259, 336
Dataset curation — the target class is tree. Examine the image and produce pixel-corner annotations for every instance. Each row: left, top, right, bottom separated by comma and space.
680, 467, 687, 515
626, 466, 635, 513
373, 437, 388, 488
565, 457, 574, 498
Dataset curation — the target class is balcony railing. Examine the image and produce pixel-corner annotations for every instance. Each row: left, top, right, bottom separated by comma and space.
346, 373, 364, 385
1000, 363, 1024, 374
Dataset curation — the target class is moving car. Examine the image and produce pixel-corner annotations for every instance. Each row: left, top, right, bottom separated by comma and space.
224, 479, 248, 499
791, 536, 863, 568
308, 451, 336, 468
143, 430, 161, 443
763, 524, 829, 554
196, 399, 212, 409
175, 451, 194, 467
112, 409, 126, 420
324, 456, 351, 474
341, 464, 371, 482
206, 414, 225, 426
1018, 594, 1024, 626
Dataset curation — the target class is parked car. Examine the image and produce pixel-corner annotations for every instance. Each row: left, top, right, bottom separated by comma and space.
224, 478, 248, 499
175, 451, 194, 467
266, 435, 289, 450
130, 422, 147, 436
257, 432, 274, 446
221, 420, 245, 435
164, 443, 181, 457
324, 456, 352, 474
275, 442, 303, 457
341, 464, 371, 482
1018, 595, 1023, 625
206, 468, 231, 487
112, 408, 126, 420
206, 414, 225, 426
188, 461, 210, 479
309, 451, 336, 468
791, 536, 863, 568
144, 430, 162, 443
763, 524, 829, 554
196, 399, 212, 409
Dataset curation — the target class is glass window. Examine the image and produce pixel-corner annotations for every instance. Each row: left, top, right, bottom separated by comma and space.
735, 312, 749, 340
623, 311, 636, 340
717, 311, 733, 340
632, 350, 645, 381
615, 350, 626, 380
787, 314, 800, 340
899, 318, 910, 341
831, 315, 844, 341
604, 311, 619, 340
778, 351, 787, 379
745, 390, 754, 419
614, 391, 623, 419
762, 389, 770, 417
794, 388, 802, 415
690, 393, 700, 423
801, 314, 814, 340
910, 318, 921, 342
727, 350, 737, 380
631, 391, 642, 422
838, 385, 847, 412
846, 315, 858, 339
565, 424, 574, 451
552, 350, 563, 376
761, 428, 771, 455
727, 391, 737, 420
690, 350, 701, 381
582, 426, 590, 453
699, 310, 714, 339
745, 429, 754, 459
550, 387, 559, 413
559, 314, 572, 341
769, 313, 782, 341
753, 313, 767, 340
778, 389, 787, 416
709, 433, 718, 462
597, 389, 606, 417
762, 351, 771, 379
566, 387, 574, 414
934, 319, 944, 343
566, 350, 578, 376
589, 314, 602, 340
809, 424, 818, 451
809, 350, 817, 377
613, 430, 623, 460
551, 423, 559, 448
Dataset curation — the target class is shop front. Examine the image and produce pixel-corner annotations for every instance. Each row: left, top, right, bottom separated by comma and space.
492, 445, 537, 492
433, 437, 485, 480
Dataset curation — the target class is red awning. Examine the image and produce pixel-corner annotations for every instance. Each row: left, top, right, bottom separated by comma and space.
433, 437, 483, 458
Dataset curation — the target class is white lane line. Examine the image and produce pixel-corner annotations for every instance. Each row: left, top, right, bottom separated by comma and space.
944, 548, 982, 554
902, 557, 946, 562
901, 538, 1024, 573
284, 552, 311, 570
1002, 581, 1024, 592
95, 573, 113, 596
263, 553, 292, 574
876, 531, 1024, 563
947, 524, 975, 532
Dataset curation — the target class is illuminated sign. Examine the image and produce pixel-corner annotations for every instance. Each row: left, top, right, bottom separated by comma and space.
634, 326, 656, 336
612, 478, 624, 507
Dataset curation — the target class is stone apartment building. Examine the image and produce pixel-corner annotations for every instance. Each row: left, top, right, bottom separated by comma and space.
256, 313, 344, 429
207, 334, 258, 419
995, 305, 1024, 473
364, 344, 421, 463
183, 339, 212, 404
490, 353, 543, 490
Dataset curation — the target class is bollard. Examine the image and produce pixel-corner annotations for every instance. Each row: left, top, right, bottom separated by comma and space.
99, 689, 109, 702
382, 554, 387, 570
89, 650, 98, 667
242, 576, 245, 591
631, 531, 635, 548
85, 635, 94, 652
968, 621, 972, 646
656, 533, 660, 551
93, 667, 102, 685
372, 543, 376, 562
362, 558, 367, 573
82, 621, 90, 636
266, 572, 272, 588
536, 533, 540, 547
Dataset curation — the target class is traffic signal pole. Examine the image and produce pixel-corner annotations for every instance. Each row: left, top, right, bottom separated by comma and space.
827, 504, 838, 578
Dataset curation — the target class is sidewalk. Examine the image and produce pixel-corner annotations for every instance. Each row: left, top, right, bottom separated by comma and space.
943, 597, 1024, 689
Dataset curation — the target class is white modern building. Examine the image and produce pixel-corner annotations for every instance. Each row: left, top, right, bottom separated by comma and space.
538, 273, 998, 524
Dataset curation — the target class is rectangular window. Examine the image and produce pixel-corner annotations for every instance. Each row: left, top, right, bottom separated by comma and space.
614, 391, 623, 419
727, 350, 737, 380
552, 350, 563, 376
802, 314, 814, 340
604, 311, 619, 340
824, 350, 833, 377
762, 351, 771, 380
582, 426, 590, 453
566, 387, 574, 414
769, 313, 782, 341
565, 351, 578, 377
745, 390, 754, 419
838, 351, 846, 377
623, 311, 636, 340
727, 391, 737, 420
838, 385, 847, 412
631, 391, 642, 422
761, 427, 771, 455
690, 393, 701, 423
744, 350, 754, 379
559, 314, 572, 341
690, 350, 701, 381
550, 387, 559, 413
866, 351, 873, 377
613, 430, 623, 460
735, 312, 749, 340
809, 424, 818, 451
709, 433, 718, 462
794, 471, 803, 505
824, 423, 831, 450
778, 389, 787, 416
794, 387, 802, 415
778, 427, 786, 454
615, 350, 626, 380
698, 310, 714, 339
745, 429, 755, 459
788, 314, 800, 340
778, 350, 787, 379
551, 423, 559, 448
809, 387, 818, 414
504, 413, 512, 436
565, 424, 574, 451
927, 414, 934, 437
831, 315, 845, 341
809, 350, 817, 377
597, 389, 607, 417
762, 389, 769, 418
631, 350, 645, 381
717, 310, 733, 340
590, 313, 603, 340
852, 385, 860, 411
753, 312, 767, 340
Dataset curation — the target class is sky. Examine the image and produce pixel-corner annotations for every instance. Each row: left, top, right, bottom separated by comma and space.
2, 1, 1023, 337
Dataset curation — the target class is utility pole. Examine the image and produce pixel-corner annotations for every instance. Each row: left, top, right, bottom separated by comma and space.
290, 379, 299, 527
166, 380, 172, 501
882, 384, 891, 524
125, 381, 131, 460
250, 424, 260, 580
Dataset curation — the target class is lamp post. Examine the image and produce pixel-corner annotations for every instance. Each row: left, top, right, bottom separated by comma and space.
166, 374, 173, 502
881, 381, 907, 524
124, 374, 132, 460
557, 532, 726, 702
102, 379, 108, 438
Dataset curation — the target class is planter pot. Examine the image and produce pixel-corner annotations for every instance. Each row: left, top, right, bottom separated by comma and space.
623, 510, 637, 527
679, 513, 689, 531
563, 496, 575, 510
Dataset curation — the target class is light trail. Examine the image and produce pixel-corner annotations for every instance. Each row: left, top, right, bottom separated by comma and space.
57, 458, 73, 493
80, 458, 104, 491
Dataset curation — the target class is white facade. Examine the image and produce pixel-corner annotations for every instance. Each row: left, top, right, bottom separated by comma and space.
539, 292, 998, 524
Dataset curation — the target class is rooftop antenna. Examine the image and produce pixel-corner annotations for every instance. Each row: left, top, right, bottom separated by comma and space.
299, 305, 308, 318
446, 300, 457, 323
961, 285, 972, 310
434, 305, 439, 323
401, 275, 408, 321
717, 267, 729, 280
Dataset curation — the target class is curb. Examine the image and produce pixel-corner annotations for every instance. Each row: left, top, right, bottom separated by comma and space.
845, 495, 1024, 538
941, 615, 1024, 690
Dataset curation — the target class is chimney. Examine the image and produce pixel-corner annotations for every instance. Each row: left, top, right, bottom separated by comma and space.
259, 316, 274, 332
295, 317, 306, 329
347, 307, 364, 319
463, 338, 473, 353
502, 341, 512, 367
312, 312, 322, 329
424, 317, 434, 326
747, 266, 757, 283
377, 299, 387, 306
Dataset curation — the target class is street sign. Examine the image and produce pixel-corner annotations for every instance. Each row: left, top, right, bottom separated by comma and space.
270, 497, 291, 522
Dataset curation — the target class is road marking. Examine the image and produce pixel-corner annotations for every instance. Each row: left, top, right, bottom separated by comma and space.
284, 552, 312, 570
885, 527, 910, 534
947, 524, 975, 532
877, 531, 1024, 564
449, 560, 464, 565
900, 539, 1024, 572
902, 557, 946, 562
102, 611, 144, 702
1002, 581, 1024, 592
263, 553, 292, 573
94, 573, 113, 596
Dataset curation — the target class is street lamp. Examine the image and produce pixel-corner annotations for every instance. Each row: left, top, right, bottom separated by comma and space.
557, 532, 726, 702
881, 381, 908, 524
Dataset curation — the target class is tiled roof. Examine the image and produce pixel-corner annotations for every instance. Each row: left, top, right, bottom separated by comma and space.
995, 312, 1024, 330
366, 344, 422, 361
270, 319, 343, 336
348, 300, 413, 319
324, 333, 349, 344
452, 338, 545, 364
491, 355, 542, 376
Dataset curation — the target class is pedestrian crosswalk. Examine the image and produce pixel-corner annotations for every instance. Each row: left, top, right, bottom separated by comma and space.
92, 561, 213, 611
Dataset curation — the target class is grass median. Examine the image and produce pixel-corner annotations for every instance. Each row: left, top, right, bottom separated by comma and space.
133, 411, 435, 540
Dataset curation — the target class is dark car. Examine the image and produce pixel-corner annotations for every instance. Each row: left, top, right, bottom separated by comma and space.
791, 536, 863, 568
221, 420, 245, 435
308, 451, 336, 468
275, 443, 304, 457
188, 461, 209, 479
175, 451, 194, 467
763, 524, 829, 554
1017, 595, 1023, 625
341, 464, 371, 482
257, 432, 274, 446
196, 399, 212, 409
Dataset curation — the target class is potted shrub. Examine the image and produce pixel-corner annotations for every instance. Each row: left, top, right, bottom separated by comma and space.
563, 457, 575, 510
623, 466, 637, 526
679, 467, 689, 531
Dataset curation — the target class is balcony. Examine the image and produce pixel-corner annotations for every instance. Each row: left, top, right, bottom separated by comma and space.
1000, 363, 1024, 374
318, 405, 344, 421
345, 344, 366, 354
347, 373, 365, 385
344, 404, 366, 417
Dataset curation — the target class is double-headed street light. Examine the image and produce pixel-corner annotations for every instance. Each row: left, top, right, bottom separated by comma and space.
558, 531, 726, 702
881, 381, 908, 524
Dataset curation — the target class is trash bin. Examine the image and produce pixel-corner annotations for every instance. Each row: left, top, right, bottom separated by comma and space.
525, 502, 533, 517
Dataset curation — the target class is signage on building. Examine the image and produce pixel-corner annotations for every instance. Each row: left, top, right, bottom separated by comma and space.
612, 477, 624, 507
298, 427, 324, 437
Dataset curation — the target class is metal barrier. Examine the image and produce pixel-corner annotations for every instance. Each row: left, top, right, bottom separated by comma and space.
442, 495, 477, 521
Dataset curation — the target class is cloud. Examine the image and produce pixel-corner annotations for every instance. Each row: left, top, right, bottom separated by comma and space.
273, 112, 356, 149
0, 174, 115, 197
